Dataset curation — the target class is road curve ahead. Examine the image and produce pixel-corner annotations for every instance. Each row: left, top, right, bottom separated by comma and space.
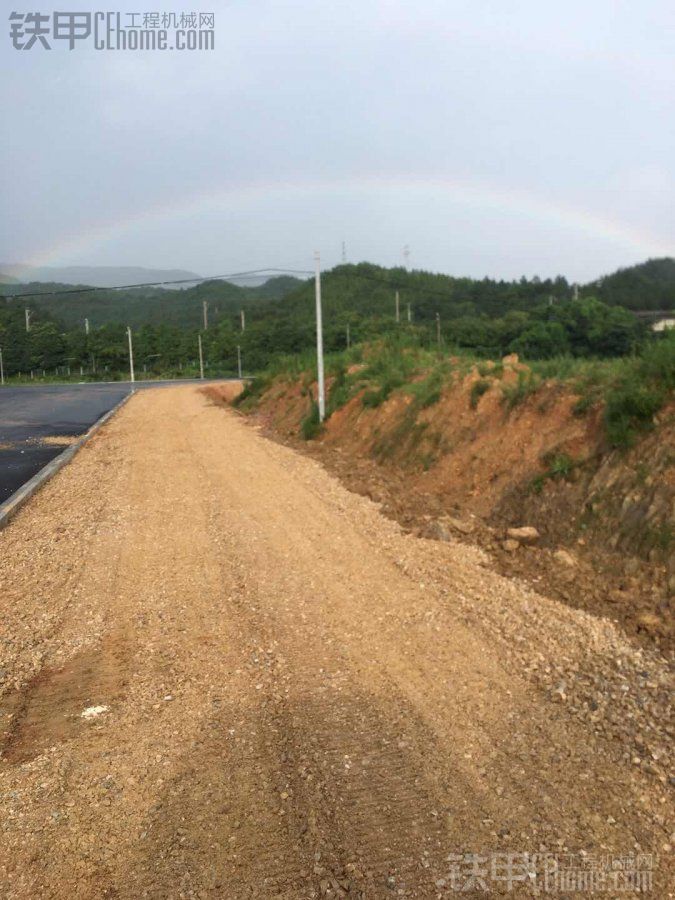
0, 386, 671, 898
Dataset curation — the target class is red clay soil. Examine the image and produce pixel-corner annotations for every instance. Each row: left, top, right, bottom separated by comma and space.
207, 363, 674, 652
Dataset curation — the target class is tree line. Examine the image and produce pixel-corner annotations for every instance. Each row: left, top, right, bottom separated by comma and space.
0, 258, 672, 378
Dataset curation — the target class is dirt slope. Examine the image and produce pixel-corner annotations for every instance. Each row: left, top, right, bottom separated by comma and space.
0, 386, 672, 898
221, 366, 674, 649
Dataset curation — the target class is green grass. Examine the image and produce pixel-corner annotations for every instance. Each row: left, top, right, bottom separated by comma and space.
469, 378, 490, 409
236, 329, 675, 451
529, 452, 578, 493
232, 373, 272, 409
327, 363, 353, 414
500, 370, 541, 409
548, 452, 576, 479
476, 360, 503, 378
405, 365, 450, 409
300, 401, 322, 440
603, 380, 664, 448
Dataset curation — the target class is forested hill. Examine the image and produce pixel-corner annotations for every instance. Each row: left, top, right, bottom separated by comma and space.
3, 275, 303, 329
2, 258, 672, 330
240, 257, 675, 326
588, 258, 675, 310
1, 259, 673, 376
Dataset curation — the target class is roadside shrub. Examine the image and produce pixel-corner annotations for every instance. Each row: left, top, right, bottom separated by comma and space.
361, 373, 405, 408
327, 364, 353, 416
300, 401, 322, 440
500, 371, 540, 410
639, 331, 675, 390
604, 378, 664, 448
470, 378, 490, 409
362, 386, 387, 408
418, 385, 442, 409
572, 392, 595, 416
232, 374, 270, 409
406, 367, 447, 410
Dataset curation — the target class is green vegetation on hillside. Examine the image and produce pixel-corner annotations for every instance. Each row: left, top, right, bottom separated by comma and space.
589, 258, 675, 311
0, 258, 672, 383
237, 328, 675, 452
2, 275, 302, 330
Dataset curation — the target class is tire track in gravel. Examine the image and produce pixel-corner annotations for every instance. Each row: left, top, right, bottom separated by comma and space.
125, 414, 457, 897
183, 401, 661, 857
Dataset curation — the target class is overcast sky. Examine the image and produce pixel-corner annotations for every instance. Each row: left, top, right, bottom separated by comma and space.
1, 0, 673, 282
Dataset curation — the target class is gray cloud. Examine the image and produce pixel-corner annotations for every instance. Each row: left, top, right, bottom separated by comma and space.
1, 0, 673, 281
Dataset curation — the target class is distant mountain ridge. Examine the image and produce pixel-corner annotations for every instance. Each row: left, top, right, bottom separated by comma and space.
0, 265, 203, 288
2, 258, 671, 332
0, 274, 306, 330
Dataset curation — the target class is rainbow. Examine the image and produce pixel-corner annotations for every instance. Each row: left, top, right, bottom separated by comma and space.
20, 176, 673, 270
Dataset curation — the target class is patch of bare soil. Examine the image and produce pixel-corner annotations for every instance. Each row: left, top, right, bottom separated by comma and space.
200, 381, 245, 406
1, 633, 130, 766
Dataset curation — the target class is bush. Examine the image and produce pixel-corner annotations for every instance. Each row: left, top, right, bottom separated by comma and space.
406, 367, 448, 409
300, 401, 322, 440
232, 374, 270, 409
361, 373, 405, 408
327, 364, 353, 415
470, 378, 490, 409
500, 370, 540, 410
572, 392, 595, 416
604, 379, 664, 448
639, 331, 675, 390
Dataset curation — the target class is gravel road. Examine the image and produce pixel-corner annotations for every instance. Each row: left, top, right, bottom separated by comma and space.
0, 386, 672, 898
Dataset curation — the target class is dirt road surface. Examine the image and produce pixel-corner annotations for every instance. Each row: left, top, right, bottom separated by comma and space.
0, 386, 672, 898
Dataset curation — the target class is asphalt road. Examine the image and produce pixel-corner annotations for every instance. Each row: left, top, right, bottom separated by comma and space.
0, 380, 225, 503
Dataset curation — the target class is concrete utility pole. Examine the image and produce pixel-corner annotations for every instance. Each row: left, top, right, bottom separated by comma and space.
436, 312, 441, 348
198, 334, 205, 380
202, 300, 208, 330
573, 284, 579, 300
395, 290, 400, 323
25, 308, 31, 332
0, 347, 4, 385
127, 326, 135, 383
240, 309, 246, 332
237, 344, 242, 379
84, 318, 90, 335
407, 302, 412, 323
314, 251, 326, 422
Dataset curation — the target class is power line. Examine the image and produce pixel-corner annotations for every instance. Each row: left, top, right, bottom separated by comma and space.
0, 267, 313, 301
